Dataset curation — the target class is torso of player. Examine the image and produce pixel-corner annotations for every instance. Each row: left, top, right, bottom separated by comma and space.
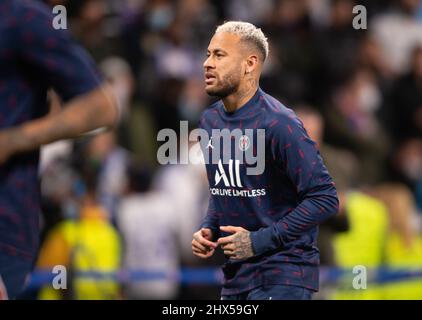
199, 89, 299, 232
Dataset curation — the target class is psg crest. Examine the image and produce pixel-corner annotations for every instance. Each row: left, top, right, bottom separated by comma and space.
239, 135, 250, 151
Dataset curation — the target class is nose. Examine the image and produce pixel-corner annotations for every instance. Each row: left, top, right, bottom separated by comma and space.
203, 56, 214, 70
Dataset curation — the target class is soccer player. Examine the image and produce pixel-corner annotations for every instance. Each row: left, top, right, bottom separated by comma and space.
191, 21, 339, 300
0, 0, 118, 299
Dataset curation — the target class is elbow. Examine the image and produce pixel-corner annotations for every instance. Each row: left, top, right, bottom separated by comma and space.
329, 194, 340, 218
325, 181, 340, 218
315, 191, 339, 221
326, 189, 340, 218
313, 182, 340, 219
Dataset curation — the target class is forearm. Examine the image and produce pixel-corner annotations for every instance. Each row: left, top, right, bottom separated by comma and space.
250, 185, 339, 255
5, 84, 118, 154
255, 114, 340, 255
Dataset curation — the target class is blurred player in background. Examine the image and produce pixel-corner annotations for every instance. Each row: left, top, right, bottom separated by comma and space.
192, 21, 339, 300
0, 0, 118, 299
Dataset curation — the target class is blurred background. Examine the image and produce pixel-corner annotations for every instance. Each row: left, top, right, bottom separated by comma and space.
26, 0, 422, 299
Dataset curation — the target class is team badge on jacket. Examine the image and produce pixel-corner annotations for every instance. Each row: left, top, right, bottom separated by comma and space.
239, 135, 250, 151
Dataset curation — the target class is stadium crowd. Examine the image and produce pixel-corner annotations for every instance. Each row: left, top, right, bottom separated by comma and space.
26, 0, 422, 299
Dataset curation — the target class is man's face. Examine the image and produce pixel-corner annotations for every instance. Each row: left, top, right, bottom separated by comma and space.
203, 32, 244, 98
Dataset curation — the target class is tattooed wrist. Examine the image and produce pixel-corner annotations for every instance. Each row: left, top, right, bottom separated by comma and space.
233, 230, 254, 259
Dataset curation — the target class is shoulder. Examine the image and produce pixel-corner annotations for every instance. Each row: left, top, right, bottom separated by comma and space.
15, 0, 51, 13
15, 0, 75, 43
259, 92, 304, 134
3, 0, 51, 28
13, 0, 53, 25
12, 0, 65, 43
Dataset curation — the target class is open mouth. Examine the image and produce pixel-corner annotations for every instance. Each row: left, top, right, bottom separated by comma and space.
205, 72, 216, 84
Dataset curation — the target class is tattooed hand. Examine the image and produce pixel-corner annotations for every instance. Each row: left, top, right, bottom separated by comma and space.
217, 226, 254, 260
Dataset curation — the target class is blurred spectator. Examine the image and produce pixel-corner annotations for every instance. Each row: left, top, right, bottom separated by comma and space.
390, 138, 422, 212
357, 35, 394, 82
37, 169, 121, 300
388, 46, 422, 143
295, 106, 353, 266
39, 157, 79, 244
83, 131, 130, 222
261, 0, 315, 104
372, 183, 422, 299
152, 140, 224, 299
331, 192, 389, 299
324, 67, 390, 185
175, 0, 217, 51
67, 0, 122, 61
117, 162, 181, 299
99, 56, 135, 120
153, 141, 209, 262
178, 78, 210, 124
307, 0, 331, 27
393, 139, 422, 184
226, 0, 273, 25
99, 56, 158, 168
372, 0, 422, 75
39, 91, 74, 175
30, 0, 422, 299
311, 0, 364, 105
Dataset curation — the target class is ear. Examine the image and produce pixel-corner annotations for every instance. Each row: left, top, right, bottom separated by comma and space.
245, 54, 259, 74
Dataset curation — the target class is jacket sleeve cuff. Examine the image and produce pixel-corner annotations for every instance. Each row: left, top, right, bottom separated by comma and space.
250, 225, 282, 256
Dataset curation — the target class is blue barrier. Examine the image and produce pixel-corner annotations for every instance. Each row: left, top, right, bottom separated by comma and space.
26, 266, 422, 290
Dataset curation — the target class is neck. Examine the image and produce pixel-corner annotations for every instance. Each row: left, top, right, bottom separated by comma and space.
222, 77, 259, 113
